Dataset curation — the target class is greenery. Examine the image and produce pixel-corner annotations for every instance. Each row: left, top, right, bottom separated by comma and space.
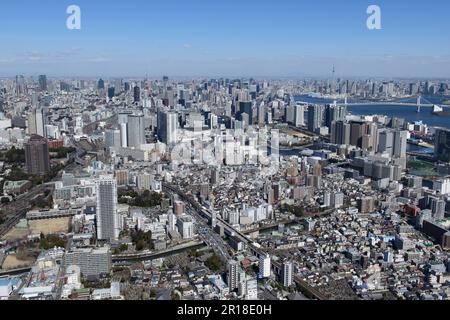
39, 233, 66, 250
113, 244, 129, 255
49, 147, 76, 159
205, 254, 223, 272
0, 147, 25, 163
130, 229, 154, 251
282, 204, 305, 218
118, 189, 163, 208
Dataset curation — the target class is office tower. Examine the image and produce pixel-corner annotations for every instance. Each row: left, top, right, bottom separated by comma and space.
227, 260, 240, 291
239, 101, 253, 125
349, 121, 368, 148
105, 129, 121, 148
38, 75, 47, 92
378, 129, 394, 156
431, 198, 446, 220
157, 110, 178, 145
96, 177, 119, 242
331, 121, 350, 145
134, 86, 141, 103
258, 102, 266, 126
259, 254, 271, 278
176, 216, 194, 239
433, 179, 450, 195
127, 115, 146, 148
393, 130, 408, 158
294, 104, 304, 127
25, 134, 50, 176
307, 105, 324, 133
284, 105, 294, 124
64, 246, 112, 277
435, 129, 450, 163
98, 78, 105, 89
27, 108, 45, 137
325, 104, 347, 128
107, 87, 115, 99
282, 261, 294, 287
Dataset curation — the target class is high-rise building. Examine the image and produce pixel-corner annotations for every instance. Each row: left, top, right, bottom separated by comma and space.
349, 121, 368, 148
134, 86, 141, 103
282, 261, 294, 287
25, 134, 50, 175
239, 101, 253, 125
294, 104, 305, 127
176, 216, 194, 239
393, 130, 408, 158
105, 129, 122, 149
330, 121, 350, 145
259, 254, 271, 278
98, 78, 105, 90
27, 108, 45, 137
435, 129, 450, 163
157, 110, 178, 145
307, 105, 324, 133
227, 260, 240, 291
38, 75, 47, 92
127, 115, 146, 148
96, 177, 119, 242
325, 104, 347, 128
378, 129, 394, 155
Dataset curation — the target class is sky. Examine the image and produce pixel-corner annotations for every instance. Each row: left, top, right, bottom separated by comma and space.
0, 0, 449, 78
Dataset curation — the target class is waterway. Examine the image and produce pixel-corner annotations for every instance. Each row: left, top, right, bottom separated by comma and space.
294, 95, 450, 129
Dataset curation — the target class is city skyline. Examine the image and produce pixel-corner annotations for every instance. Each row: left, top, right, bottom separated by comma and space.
1, 0, 450, 78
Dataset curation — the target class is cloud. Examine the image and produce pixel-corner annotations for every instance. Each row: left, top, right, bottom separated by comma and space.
183, 43, 193, 49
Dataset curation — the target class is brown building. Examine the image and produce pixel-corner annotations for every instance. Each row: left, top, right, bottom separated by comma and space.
25, 134, 50, 175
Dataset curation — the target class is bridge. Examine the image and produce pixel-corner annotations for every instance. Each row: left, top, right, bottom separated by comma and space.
297, 95, 442, 110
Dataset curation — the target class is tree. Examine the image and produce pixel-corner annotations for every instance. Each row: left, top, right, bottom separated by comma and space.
205, 255, 223, 272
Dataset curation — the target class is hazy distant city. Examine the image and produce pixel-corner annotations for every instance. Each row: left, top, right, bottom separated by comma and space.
1, 0, 450, 303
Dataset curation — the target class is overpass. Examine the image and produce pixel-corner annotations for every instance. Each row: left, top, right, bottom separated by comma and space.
112, 240, 205, 263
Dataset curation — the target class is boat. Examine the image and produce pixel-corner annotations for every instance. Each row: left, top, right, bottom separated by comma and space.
432, 104, 450, 116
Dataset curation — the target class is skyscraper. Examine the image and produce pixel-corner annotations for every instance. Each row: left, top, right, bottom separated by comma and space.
239, 101, 253, 125
331, 121, 350, 145
38, 75, 47, 92
282, 261, 293, 287
393, 130, 408, 158
307, 105, 324, 133
325, 104, 347, 128
157, 110, 178, 145
98, 78, 105, 90
259, 254, 271, 278
127, 115, 146, 148
227, 260, 240, 291
96, 176, 119, 242
134, 86, 141, 103
294, 104, 305, 127
27, 108, 45, 137
435, 129, 450, 163
25, 134, 50, 176
378, 129, 394, 156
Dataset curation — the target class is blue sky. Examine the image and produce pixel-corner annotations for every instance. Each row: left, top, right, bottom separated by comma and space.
0, 0, 449, 78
